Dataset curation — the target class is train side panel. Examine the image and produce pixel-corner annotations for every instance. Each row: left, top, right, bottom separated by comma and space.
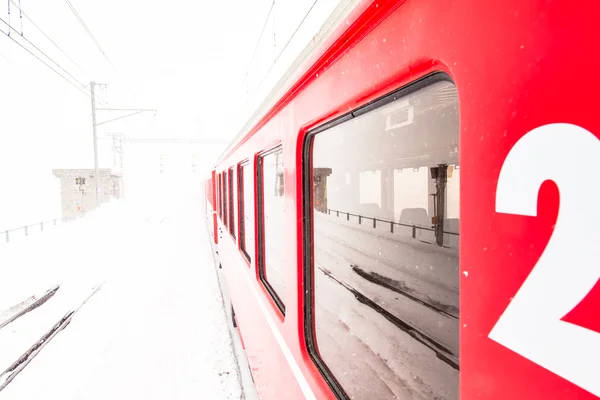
209, 0, 600, 399
216, 160, 306, 399
205, 171, 218, 246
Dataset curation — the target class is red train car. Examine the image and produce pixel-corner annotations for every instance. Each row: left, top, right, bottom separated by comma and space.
205, 170, 217, 245
205, 0, 600, 399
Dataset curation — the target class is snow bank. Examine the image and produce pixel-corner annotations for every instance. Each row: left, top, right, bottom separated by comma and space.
0, 188, 250, 399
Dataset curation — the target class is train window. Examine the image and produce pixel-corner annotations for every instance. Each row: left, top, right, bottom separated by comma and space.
239, 161, 254, 262
223, 170, 229, 229
257, 146, 286, 313
229, 166, 236, 238
305, 76, 459, 400
218, 173, 223, 220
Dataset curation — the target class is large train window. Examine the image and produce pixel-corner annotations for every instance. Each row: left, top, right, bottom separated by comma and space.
229, 166, 236, 239
257, 146, 286, 314
304, 75, 459, 400
239, 161, 254, 262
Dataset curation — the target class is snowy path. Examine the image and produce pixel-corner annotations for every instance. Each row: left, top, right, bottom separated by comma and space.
0, 190, 255, 399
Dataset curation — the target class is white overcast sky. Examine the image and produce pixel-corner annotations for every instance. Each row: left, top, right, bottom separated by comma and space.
0, 0, 343, 229
0, 0, 273, 228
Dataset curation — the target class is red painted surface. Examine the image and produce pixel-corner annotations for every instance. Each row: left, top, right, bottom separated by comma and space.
204, 0, 600, 398
562, 278, 600, 335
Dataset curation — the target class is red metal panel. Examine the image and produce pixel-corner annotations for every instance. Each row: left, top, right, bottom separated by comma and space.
208, 0, 600, 399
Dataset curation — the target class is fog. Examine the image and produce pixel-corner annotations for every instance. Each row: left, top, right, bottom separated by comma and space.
0, 0, 339, 230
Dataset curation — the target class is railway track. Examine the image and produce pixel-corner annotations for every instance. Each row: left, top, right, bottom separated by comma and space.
0, 282, 104, 392
0, 285, 61, 331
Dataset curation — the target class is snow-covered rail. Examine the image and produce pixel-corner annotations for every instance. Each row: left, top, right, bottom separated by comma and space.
0, 282, 104, 392
0, 285, 60, 331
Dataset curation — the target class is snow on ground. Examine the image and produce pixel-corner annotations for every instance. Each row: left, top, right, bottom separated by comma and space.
0, 186, 256, 399
0, 220, 64, 248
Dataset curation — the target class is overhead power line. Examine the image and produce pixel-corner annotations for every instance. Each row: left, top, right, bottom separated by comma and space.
63, 0, 115, 69
0, 29, 90, 96
9, 0, 87, 74
96, 109, 157, 126
255, 0, 320, 93
0, 16, 90, 95
245, 0, 276, 77
98, 137, 229, 144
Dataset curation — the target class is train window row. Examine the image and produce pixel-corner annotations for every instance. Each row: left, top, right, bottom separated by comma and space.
216, 147, 286, 314
215, 75, 460, 399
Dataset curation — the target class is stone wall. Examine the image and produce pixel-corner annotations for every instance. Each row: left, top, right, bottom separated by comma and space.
52, 169, 123, 219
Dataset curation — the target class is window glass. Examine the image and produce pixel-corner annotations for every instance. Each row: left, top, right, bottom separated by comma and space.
223, 171, 228, 228
239, 162, 254, 262
229, 167, 236, 238
218, 174, 223, 220
309, 79, 459, 399
258, 147, 285, 311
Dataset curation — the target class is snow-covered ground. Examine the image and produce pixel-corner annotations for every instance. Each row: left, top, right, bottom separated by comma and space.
0, 187, 256, 399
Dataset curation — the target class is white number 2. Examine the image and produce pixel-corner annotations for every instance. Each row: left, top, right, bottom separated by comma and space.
489, 123, 600, 397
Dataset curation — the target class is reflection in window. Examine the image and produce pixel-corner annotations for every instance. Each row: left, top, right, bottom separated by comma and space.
309, 78, 459, 399
359, 170, 381, 206
258, 147, 285, 312
239, 162, 254, 262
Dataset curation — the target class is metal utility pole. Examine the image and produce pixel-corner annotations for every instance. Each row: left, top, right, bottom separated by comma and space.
90, 81, 100, 206
90, 85, 155, 205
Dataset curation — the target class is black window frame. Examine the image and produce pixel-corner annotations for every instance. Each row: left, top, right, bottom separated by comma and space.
238, 160, 251, 262
302, 72, 456, 399
257, 145, 286, 315
228, 166, 236, 239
